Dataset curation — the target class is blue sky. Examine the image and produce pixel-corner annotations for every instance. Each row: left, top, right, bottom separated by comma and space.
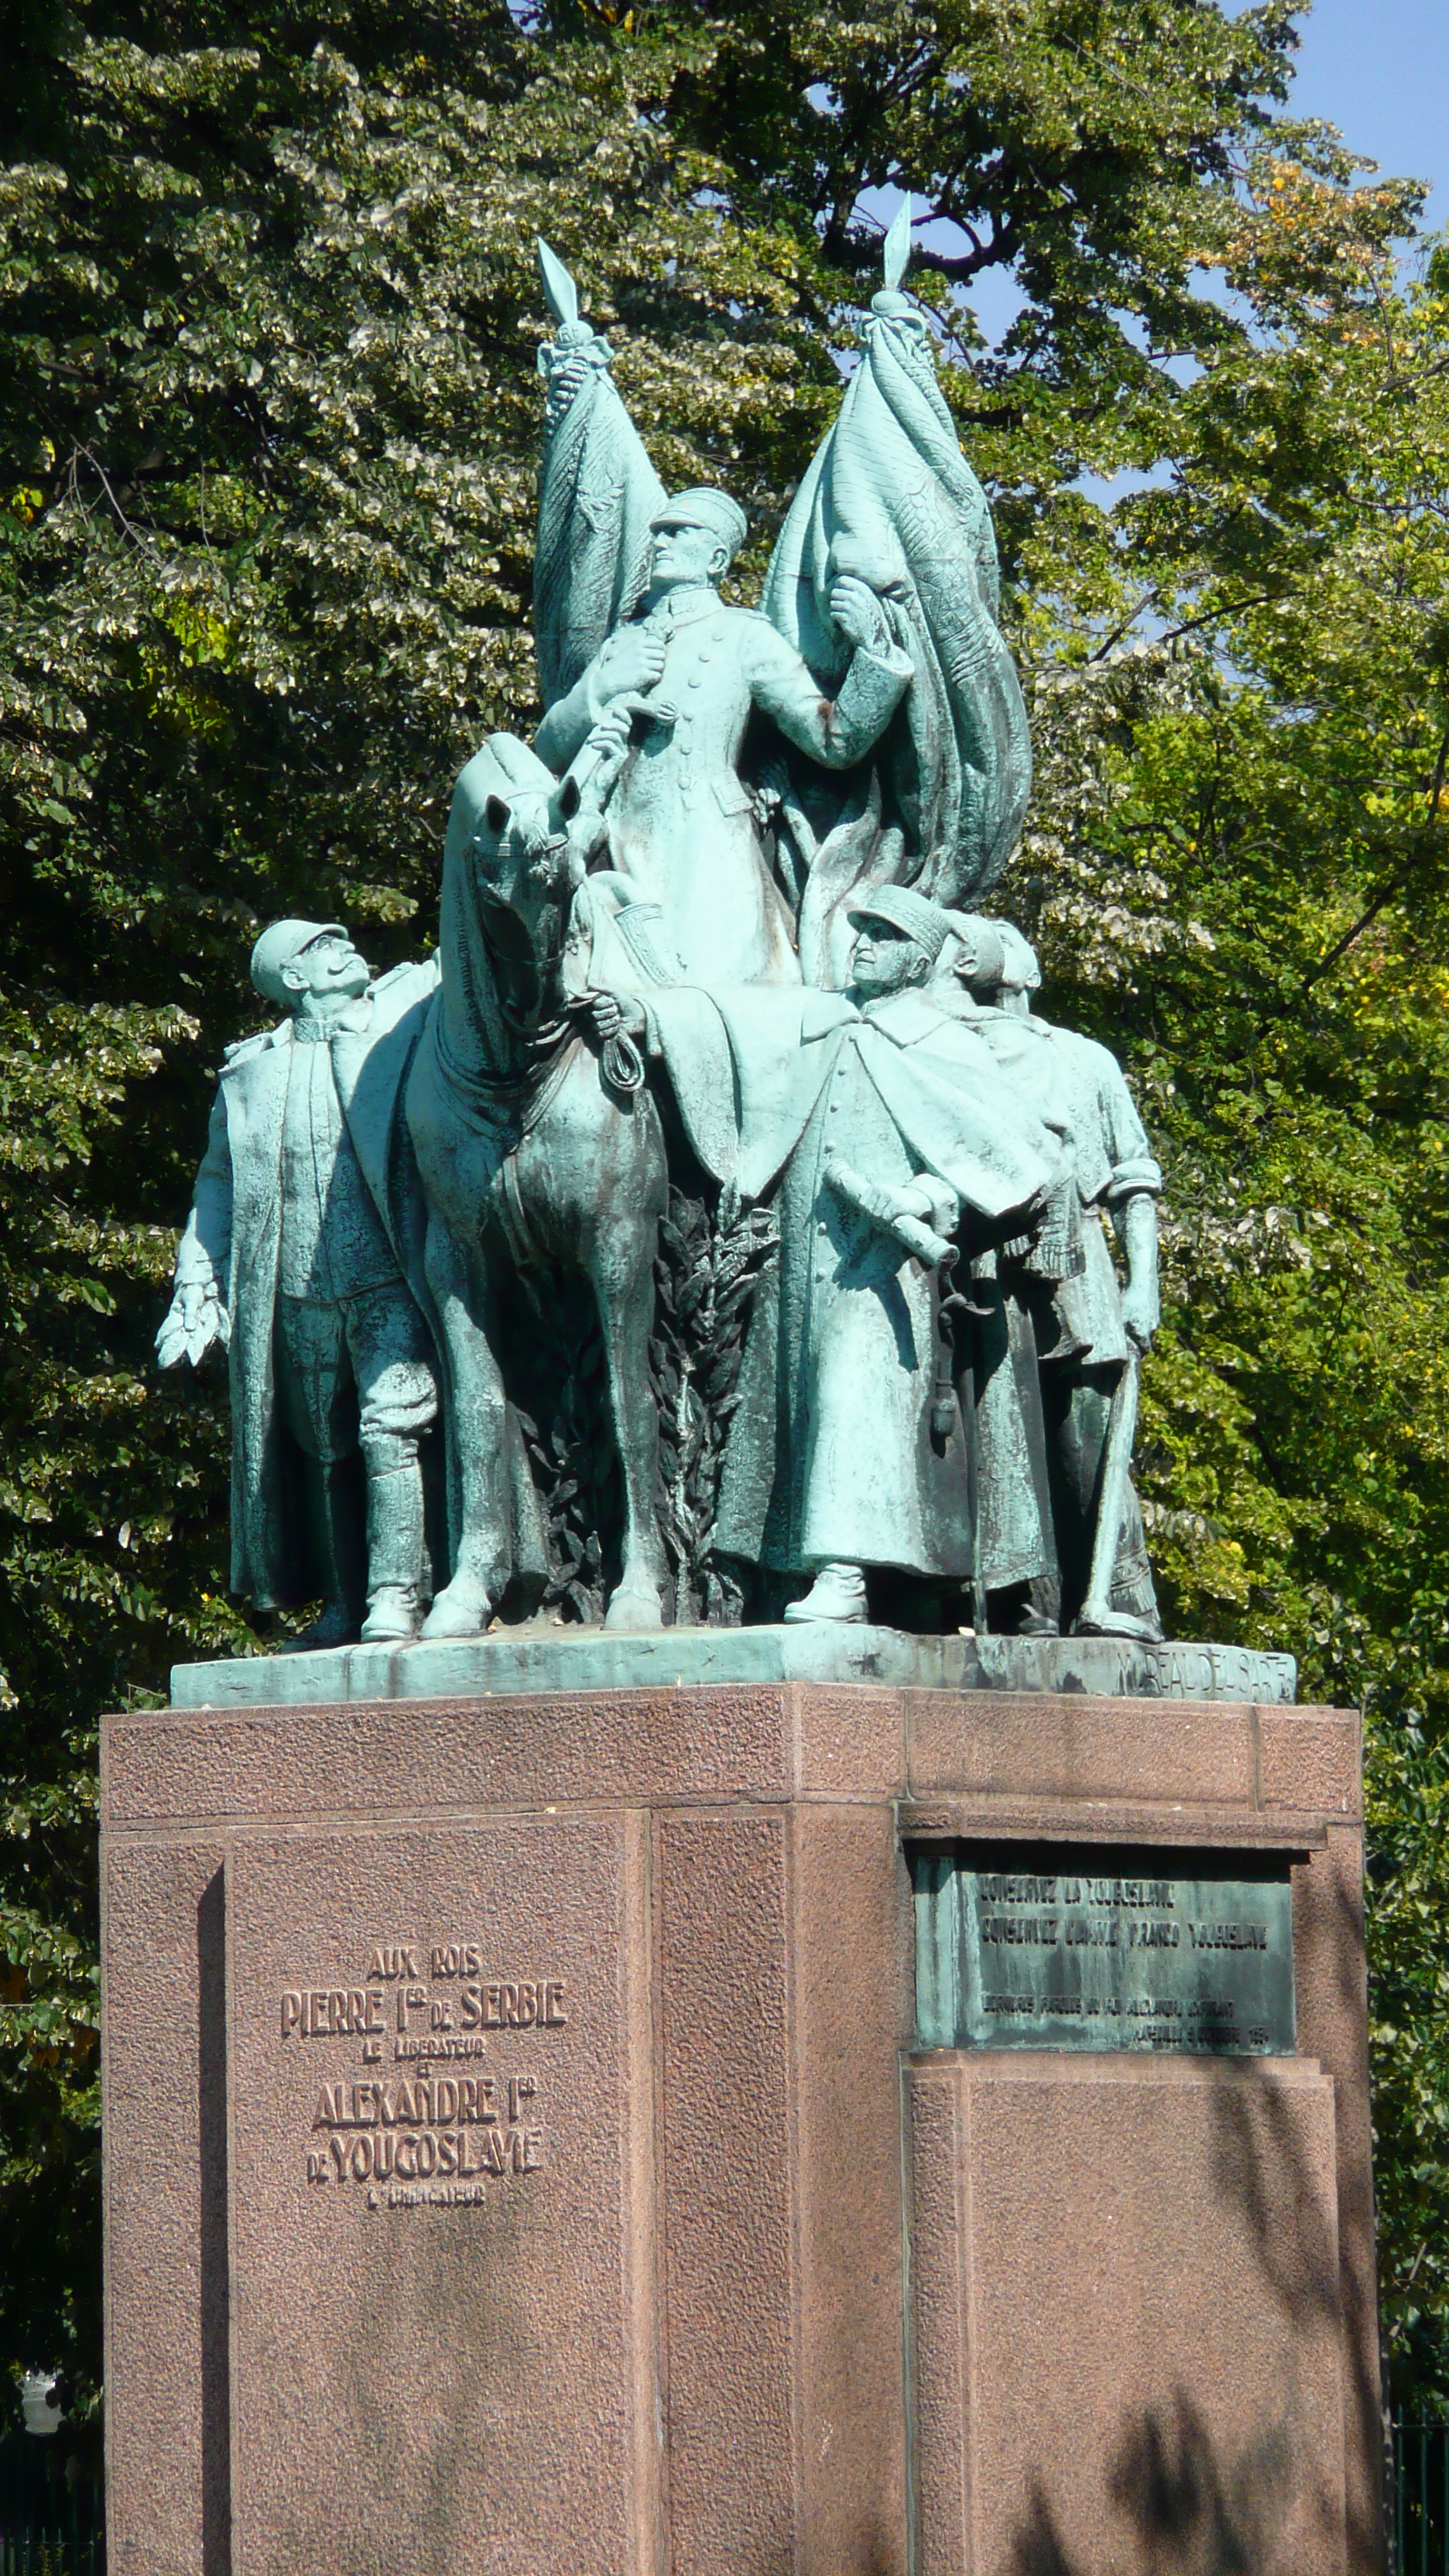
936, 0, 1449, 355
1290, 0, 1448, 223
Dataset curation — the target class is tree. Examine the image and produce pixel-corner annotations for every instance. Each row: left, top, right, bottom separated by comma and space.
1014, 188, 1449, 2399
4, 0, 1449, 2415
0, 0, 858, 2408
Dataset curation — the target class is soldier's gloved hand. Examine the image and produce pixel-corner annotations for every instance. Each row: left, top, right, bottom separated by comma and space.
1119, 1275, 1159, 1355
594, 625, 667, 704
828, 574, 892, 656
542, 356, 588, 426
156, 1277, 230, 1368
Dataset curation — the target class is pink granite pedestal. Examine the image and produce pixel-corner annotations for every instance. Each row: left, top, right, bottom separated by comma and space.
100, 1679, 1383, 2576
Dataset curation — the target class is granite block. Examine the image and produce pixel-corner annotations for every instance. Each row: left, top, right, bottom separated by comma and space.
909, 2051, 1351, 2575
100, 1677, 1379, 2576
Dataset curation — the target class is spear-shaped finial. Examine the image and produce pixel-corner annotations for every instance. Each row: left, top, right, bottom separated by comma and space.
882, 198, 913, 294
537, 237, 580, 331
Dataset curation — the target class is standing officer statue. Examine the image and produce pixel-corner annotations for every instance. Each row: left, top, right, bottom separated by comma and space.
157, 920, 440, 1647
534, 487, 912, 988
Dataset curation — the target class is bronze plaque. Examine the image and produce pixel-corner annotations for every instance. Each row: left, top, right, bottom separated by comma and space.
913, 1841, 1296, 2055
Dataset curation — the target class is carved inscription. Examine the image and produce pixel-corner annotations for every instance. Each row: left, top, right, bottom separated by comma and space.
278, 1940, 570, 2208
913, 1843, 1297, 2054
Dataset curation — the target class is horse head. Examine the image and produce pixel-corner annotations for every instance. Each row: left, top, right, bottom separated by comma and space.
444, 732, 583, 1036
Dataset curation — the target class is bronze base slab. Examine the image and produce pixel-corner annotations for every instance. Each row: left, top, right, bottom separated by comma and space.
168, 1620, 1297, 1709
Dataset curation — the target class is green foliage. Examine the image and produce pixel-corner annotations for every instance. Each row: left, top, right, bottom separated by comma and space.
0, 0, 838, 2404
4, 0, 1449, 2420
1009, 166, 1449, 2398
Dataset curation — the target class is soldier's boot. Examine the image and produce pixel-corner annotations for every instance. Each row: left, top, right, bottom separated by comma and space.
783, 1560, 869, 1624
359, 1437, 424, 1646
1102, 1550, 1163, 1645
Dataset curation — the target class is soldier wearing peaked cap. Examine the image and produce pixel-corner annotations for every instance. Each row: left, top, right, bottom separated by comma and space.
847, 881, 956, 961
650, 487, 749, 556
535, 484, 915, 987
157, 920, 442, 1649
930, 913, 1164, 1639
713, 883, 1076, 1625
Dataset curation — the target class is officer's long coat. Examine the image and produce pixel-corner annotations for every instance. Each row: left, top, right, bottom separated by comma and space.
536, 591, 912, 987
711, 985, 1061, 1582
174, 960, 440, 1605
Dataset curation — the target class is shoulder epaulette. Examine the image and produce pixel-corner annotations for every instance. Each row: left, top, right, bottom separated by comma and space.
222, 1025, 282, 1066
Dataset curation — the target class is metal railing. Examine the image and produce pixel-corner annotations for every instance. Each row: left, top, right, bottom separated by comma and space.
0, 2453, 103, 2576
1394, 2421, 1449, 2576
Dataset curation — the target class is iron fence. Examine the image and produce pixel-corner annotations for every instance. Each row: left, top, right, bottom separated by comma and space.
0, 2450, 103, 2576
1394, 2420, 1449, 2576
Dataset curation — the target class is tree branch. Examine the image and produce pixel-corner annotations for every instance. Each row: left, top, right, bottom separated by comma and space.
1300, 726, 1449, 997
914, 221, 1022, 283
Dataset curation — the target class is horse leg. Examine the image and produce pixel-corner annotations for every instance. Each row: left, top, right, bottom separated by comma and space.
586, 1200, 670, 1632
420, 1209, 511, 1639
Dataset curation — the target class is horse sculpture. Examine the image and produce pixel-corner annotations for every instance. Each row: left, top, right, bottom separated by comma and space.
406, 729, 670, 1636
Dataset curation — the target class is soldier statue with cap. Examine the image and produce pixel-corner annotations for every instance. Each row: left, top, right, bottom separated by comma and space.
934, 914, 1166, 1641
533, 486, 914, 987
156, 921, 441, 1648
156, 224, 1174, 1663
714, 882, 1074, 1622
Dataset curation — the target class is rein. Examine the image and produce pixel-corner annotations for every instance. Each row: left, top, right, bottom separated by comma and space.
433, 1000, 577, 1132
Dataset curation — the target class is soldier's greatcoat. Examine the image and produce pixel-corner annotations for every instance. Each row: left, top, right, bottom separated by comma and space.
174, 960, 440, 1605
959, 1001, 1164, 1622
707, 985, 1063, 1582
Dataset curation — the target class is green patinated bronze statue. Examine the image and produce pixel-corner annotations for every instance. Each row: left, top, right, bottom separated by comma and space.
940, 916, 1164, 1641
157, 922, 440, 1646
159, 211, 1168, 1652
535, 486, 912, 986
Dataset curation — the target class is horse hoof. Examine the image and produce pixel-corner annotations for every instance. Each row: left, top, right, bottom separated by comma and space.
604, 1583, 664, 1632
420, 1581, 492, 1640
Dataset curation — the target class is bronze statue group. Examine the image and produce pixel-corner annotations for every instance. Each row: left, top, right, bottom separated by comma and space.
159, 228, 1164, 1656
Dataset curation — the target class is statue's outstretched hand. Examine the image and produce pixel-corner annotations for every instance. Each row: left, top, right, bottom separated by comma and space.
594, 624, 666, 704
156, 1276, 230, 1369
828, 574, 892, 656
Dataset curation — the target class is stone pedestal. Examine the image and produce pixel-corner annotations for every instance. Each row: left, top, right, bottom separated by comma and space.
101, 1667, 1382, 2576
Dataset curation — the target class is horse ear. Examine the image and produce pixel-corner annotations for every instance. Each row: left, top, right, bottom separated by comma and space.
485, 794, 511, 834
556, 773, 581, 821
